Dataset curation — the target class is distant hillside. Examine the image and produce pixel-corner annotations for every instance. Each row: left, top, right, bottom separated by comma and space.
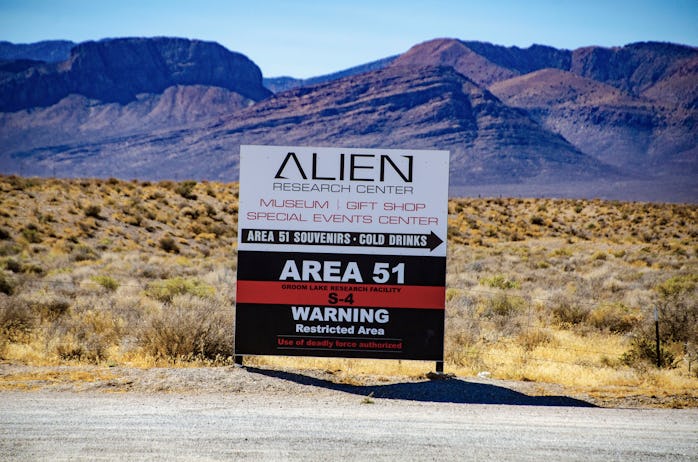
221, 65, 613, 185
263, 55, 398, 92
0, 37, 696, 201
392, 39, 697, 97
0, 37, 271, 112
0, 40, 74, 62
1, 63, 616, 188
392, 39, 698, 179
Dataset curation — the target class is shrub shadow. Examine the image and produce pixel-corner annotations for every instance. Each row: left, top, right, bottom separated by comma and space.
244, 367, 596, 407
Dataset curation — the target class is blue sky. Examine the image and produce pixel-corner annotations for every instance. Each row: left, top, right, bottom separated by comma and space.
1, 0, 696, 78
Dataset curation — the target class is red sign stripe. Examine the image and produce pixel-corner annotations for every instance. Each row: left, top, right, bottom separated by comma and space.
237, 280, 445, 309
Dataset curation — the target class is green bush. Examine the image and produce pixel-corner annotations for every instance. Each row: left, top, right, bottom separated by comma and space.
159, 236, 179, 254
656, 274, 697, 298
484, 293, 525, 318
71, 244, 99, 262
0, 243, 21, 257
175, 180, 198, 200
655, 274, 698, 344
145, 277, 215, 303
0, 272, 15, 295
2, 258, 21, 273
84, 204, 102, 219
21, 224, 42, 244
620, 337, 676, 369
480, 274, 520, 290
591, 251, 607, 261
530, 215, 545, 226
92, 275, 119, 292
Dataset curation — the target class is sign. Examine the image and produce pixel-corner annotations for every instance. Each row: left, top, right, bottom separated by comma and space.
234, 145, 449, 361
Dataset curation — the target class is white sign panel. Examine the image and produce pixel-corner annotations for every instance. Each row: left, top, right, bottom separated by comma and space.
238, 145, 449, 256
235, 145, 449, 360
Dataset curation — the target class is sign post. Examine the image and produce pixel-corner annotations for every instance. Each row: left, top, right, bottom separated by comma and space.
235, 145, 449, 368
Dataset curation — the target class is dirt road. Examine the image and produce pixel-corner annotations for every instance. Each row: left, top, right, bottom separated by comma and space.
1, 366, 697, 461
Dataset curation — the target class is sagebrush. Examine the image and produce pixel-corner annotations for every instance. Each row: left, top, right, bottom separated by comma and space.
0, 176, 696, 397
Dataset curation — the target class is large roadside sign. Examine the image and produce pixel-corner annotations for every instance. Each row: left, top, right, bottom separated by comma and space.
234, 145, 449, 361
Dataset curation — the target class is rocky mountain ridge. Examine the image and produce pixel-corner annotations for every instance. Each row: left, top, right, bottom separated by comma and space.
0, 37, 696, 201
394, 39, 697, 178
0, 40, 74, 62
0, 37, 270, 112
263, 55, 399, 93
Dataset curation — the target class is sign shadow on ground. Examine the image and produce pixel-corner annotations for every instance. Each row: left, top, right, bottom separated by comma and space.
244, 367, 596, 407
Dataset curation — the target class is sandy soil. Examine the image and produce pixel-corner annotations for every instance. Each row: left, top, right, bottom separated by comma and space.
1, 363, 696, 408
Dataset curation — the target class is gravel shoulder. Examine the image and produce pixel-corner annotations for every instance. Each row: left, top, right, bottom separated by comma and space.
0, 363, 696, 408
2, 364, 698, 461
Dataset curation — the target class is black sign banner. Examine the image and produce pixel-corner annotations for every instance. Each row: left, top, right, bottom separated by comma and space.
240, 228, 444, 251
235, 250, 445, 359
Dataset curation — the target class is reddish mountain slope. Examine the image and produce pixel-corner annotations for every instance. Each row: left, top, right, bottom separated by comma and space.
0, 37, 695, 200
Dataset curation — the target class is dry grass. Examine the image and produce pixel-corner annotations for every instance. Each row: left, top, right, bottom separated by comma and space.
0, 369, 118, 391
1, 175, 697, 402
0, 175, 237, 366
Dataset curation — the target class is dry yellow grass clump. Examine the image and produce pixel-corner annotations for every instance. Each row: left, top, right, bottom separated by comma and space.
1, 175, 697, 402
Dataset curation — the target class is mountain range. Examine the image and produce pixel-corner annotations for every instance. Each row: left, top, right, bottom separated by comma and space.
0, 37, 696, 201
